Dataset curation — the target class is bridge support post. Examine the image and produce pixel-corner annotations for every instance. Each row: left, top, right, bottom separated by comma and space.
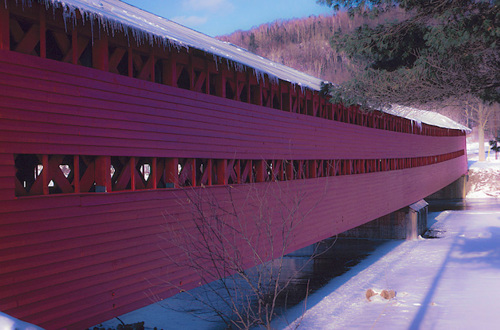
426, 174, 468, 200
340, 200, 428, 240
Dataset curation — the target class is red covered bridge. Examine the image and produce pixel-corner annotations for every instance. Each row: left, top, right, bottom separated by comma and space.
0, 0, 468, 328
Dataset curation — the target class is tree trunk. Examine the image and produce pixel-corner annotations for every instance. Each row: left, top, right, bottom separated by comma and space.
478, 124, 485, 162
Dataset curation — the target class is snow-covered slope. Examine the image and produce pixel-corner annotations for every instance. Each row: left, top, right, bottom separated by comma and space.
467, 142, 500, 199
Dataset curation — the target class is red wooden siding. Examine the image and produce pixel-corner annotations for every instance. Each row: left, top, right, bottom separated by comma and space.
0, 50, 467, 329
0, 51, 465, 161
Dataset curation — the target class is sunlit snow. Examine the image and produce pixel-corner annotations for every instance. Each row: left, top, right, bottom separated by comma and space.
384, 105, 471, 132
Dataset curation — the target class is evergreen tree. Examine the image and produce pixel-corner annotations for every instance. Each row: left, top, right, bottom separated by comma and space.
248, 33, 259, 53
318, 0, 500, 108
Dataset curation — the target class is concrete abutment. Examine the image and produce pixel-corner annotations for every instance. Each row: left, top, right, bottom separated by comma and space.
340, 200, 428, 240
340, 175, 468, 240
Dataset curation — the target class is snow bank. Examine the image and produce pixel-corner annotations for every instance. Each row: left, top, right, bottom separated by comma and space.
280, 208, 500, 329
467, 165, 500, 199
466, 141, 500, 199
0, 312, 44, 330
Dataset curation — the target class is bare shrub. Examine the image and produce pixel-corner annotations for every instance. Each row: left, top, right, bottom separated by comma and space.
158, 180, 334, 329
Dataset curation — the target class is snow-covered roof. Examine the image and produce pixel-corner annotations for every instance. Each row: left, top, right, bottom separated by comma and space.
383, 106, 471, 132
32, 0, 326, 91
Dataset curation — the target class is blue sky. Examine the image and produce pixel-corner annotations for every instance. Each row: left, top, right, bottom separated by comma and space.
122, 0, 333, 37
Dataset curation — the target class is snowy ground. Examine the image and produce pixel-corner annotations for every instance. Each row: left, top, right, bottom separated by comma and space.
277, 209, 500, 329
466, 141, 500, 199
3, 142, 499, 330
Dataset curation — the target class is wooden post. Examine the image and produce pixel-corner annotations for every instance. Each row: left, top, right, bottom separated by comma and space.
39, 8, 46, 58
151, 157, 157, 189
206, 159, 212, 186
93, 33, 109, 71
235, 159, 241, 184
164, 51, 177, 86
42, 155, 49, 195
255, 160, 265, 182
205, 61, 210, 95
73, 155, 80, 193
95, 156, 111, 192
234, 71, 239, 101
189, 53, 194, 90
309, 160, 317, 178
165, 158, 179, 188
312, 92, 319, 117
128, 47, 133, 77
256, 78, 263, 106
72, 29, 78, 65
246, 71, 251, 103
216, 159, 227, 185
190, 158, 196, 187
130, 156, 136, 191
0, 5, 9, 51
286, 161, 293, 180
217, 68, 227, 98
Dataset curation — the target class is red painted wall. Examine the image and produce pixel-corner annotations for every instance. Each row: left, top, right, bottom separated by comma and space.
0, 50, 467, 329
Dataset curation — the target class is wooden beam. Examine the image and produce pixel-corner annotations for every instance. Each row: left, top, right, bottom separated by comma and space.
235, 159, 241, 184
138, 53, 155, 81
165, 158, 179, 188
71, 29, 78, 65
108, 47, 126, 74
163, 51, 177, 86
15, 23, 40, 55
130, 156, 136, 191
95, 156, 111, 192
190, 158, 196, 187
151, 157, 157, 189
206, 159, 212, 186
42, 154, 49, 195
150, 52, 155, 82
234, 70, 240, 101
128, 46, 133, 77
286, 161, 293, 180
216, 159, 227, 185
73, 155, 80, 193
92, 33, 109, 71
0, 5, 9, 51
189, 53, 195, 90
255, 160, 265, 182
216, 67, 227, 98
309, 160, 317, 178
39, 8, 46, 58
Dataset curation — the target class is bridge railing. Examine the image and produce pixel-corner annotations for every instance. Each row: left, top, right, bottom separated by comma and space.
14, 150, 465, 196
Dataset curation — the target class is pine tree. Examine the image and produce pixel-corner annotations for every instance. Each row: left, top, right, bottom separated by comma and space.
318, 0, 499, 107
248, 33, 259, 53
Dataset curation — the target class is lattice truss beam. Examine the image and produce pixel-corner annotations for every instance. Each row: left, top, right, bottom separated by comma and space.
13, 151, 465, 196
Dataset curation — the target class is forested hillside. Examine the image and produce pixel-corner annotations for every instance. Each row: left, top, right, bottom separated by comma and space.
218, 9, 405, 84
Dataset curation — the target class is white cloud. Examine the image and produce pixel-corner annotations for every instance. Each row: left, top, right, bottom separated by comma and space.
183, 0, 235, 13
171, 15, 208, 28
